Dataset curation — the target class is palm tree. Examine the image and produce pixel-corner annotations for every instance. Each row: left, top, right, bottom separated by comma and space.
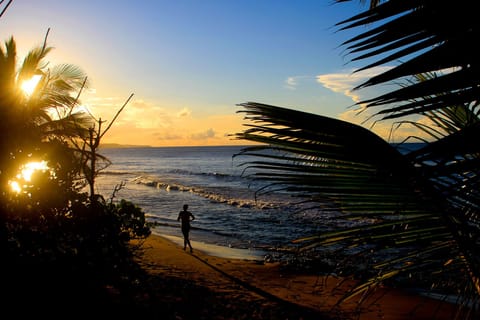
234, 0, 480, 317
0, 33, 94, 207
0, 27, 151, 311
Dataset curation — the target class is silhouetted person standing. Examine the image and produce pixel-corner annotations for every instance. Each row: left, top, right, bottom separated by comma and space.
177, 204, 195, 252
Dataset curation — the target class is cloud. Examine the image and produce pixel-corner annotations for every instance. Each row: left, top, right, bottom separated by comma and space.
80, 93, 180, 137
284, 75, 311, 90
190, 128, 216, 140
111, 112, 242, 146
316, 65, 441, 142
316, 66, 396, 128
284, 76, 299, 90
338, 108, 434, 143
123, 100, 172, 128
154, 131, 183, 141
316, 66, 393, 104
85, 88, 246, 146
177, 107, 191, 117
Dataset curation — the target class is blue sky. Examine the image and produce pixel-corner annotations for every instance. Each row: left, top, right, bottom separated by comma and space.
0, 0, 412, 146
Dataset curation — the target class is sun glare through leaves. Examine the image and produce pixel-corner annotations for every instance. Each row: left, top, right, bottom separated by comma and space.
20, 74, 42, 96
8, 160, 52, 193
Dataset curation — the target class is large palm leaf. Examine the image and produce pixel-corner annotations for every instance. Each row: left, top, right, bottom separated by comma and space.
335, 3, 480, 299
233, 1, 480, 314
234, 102, 480, 314
335, 0, 480, 119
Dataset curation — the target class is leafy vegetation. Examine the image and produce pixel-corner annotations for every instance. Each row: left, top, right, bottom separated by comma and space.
234, 0, 480, 317
0, 30, 151, 315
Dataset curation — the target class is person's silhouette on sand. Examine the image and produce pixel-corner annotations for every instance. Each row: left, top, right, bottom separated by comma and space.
177, 204, 195, 253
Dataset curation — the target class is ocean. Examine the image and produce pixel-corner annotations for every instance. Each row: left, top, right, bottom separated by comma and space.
95, 145, 334, 260
95, 144, 463, 304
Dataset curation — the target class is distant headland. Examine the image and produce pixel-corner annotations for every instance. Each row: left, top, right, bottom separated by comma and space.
100, 143, 153, 149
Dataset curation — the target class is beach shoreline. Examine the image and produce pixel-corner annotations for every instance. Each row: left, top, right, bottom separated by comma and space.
136, 233, 466, 320
151, 230, 268, 261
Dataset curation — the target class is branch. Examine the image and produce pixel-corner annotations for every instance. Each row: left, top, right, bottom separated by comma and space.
99, 93, 134, 139
0, 0, 13, 19
41, 27, 51, 55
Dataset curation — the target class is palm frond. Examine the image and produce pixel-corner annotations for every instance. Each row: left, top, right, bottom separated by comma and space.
39, 111, 93, 140
17, 46, 53, 85
234, 102, 480, 308
0, 37, 17, 98
234, 1, 480, 315
335, 0, 480, 120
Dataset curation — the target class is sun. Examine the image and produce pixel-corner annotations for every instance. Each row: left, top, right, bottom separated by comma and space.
20, 161, 50, 181
21, 74, 42, 96
8, 160, 51, 193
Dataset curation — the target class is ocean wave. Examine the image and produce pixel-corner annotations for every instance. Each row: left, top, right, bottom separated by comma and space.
133, 175, 285, 210
100, 170, 133, 175
167, 168, 232, 179
97, 146, 378, 260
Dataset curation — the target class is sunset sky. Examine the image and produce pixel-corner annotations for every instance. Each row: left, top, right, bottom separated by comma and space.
0, 1, 417, 146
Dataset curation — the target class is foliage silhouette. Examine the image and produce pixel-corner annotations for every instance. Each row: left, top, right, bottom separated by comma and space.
234, 1, 480, 317
0, 31, 151, 316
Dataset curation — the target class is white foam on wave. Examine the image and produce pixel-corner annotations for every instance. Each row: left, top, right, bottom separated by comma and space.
133, 175, 280, 210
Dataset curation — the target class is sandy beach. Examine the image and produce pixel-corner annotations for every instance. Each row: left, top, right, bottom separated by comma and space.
134, 234, 464, 320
